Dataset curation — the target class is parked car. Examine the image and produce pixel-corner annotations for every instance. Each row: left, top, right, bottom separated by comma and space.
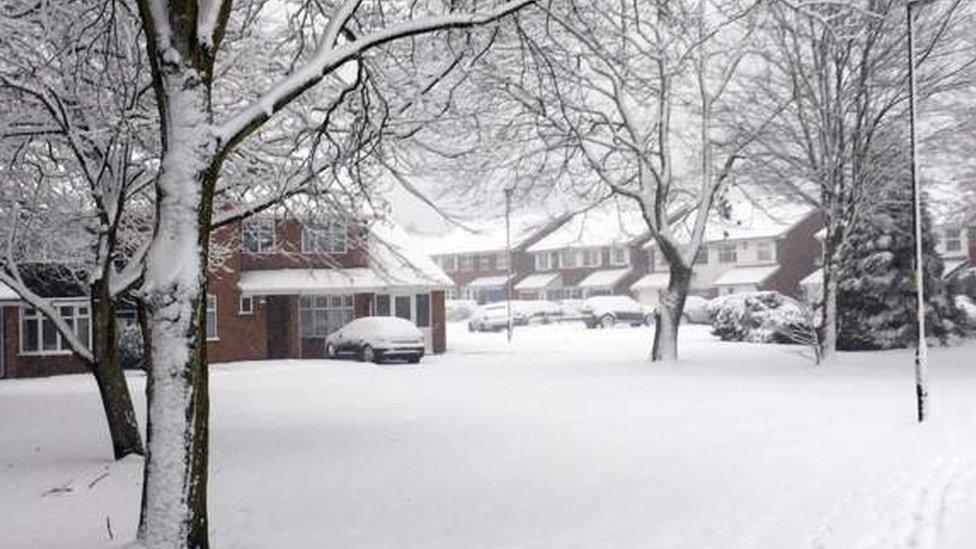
580, 295, 649, 328
325, 317, 425, 363
468, 302, 526, 332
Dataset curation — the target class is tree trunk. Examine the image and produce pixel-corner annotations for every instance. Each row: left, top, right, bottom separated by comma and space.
819, 234, 840, 362
91, 277, 144, 459
136, 68, 216, 548
652, 262, 692, 362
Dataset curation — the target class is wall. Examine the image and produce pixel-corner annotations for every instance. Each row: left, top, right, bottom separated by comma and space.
763, 212, 824, 298
431, 290, 446, 353
1, 306, 88, 378
239, 218, 369, 270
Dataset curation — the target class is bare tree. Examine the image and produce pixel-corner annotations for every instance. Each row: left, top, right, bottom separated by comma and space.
0, 0, 155, 459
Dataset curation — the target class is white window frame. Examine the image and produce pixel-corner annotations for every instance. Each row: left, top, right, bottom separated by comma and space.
610, 246, 630, 267
582, 248, 602, 268
19, 301, 91, 356
535, 252, 550, 271
560, 249, 580, 269
477, 254, 492, 271
300, 294, 355, 337
242, 218, 275, 254
757, 241, 774, 262
496, 252, 510, 271
944, 228, 963, 253
239, 295, 254, 315
719, 244, 738, 264
206, 294, 218, 340
302, 222, 347, 254
458, 255, 474, 272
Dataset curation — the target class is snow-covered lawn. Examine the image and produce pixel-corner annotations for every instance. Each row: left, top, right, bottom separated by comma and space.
3, 323, 976, 548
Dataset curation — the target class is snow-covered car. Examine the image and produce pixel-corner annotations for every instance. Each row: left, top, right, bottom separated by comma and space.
558, 299, 586, 320
325, 317, 424, 363
580, 295, 649, 328
468, 302, 526, 332
446, 299, 479, 322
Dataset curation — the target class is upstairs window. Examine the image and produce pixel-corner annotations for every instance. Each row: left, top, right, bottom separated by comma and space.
302, 222, 347, 254
21, 303, 90, 354
944, 228, 962, 252
757, 241, 774, 262
610, 246, 630, 267
560, 250, 579, 269
719, 244, 737, 264
242, 219, 275, 254
582, 249, 602, 268
477, 254, 492, 271
440, 255, 456, 272
458, 255, 474, 271
535, 253, 550, 271
496, 252, 510, 271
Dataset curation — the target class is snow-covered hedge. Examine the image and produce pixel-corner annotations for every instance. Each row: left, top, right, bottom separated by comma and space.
707, 292, 812, 344
954, 295, 976, 324
118, 323, 146, 370
682, 295, 710, 324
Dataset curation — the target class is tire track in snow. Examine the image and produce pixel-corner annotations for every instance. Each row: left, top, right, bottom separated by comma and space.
813, 455, 976, 549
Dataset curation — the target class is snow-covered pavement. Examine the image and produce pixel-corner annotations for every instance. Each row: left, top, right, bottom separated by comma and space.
2, 323, 976, 548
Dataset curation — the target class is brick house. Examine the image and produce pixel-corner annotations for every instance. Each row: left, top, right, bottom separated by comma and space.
426, 214, 570, 304
0, 216, 450, 379
633, 207, 824, 305
517, 207, 650, 300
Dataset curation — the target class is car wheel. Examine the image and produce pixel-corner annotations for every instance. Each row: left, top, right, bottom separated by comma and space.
361, 344, 378, 364
600, 314, 616, 329
326, 343, 338, 359
408, 354, 421, 364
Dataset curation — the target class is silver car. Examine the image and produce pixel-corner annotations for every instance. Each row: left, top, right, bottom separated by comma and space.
326, 317, 425, 364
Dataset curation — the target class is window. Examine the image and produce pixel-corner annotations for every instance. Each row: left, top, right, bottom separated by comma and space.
535, 253, 550, 271
459, 255, 474, 272
477, 254, 492, 271
375, 294, 391, 316
302, 222, 346, 254
394, 296, 412, 320
21, 303, 90, 354
944, 228, 962, 252
694, 247, 709, 265
242, 219, 275, 254
440, 255, 456, 272
239, 295, 253, 315
549, 252, 561, 270
496, 252, 510, 271
610, 246, 630, 267
300, 294, 354, 337
561, 250, 579, 269
582, 249, 602, 268
757, 241, 774, 262
206, 294, 218, 340
415, 294, 430, 328
719, 244, 737, 264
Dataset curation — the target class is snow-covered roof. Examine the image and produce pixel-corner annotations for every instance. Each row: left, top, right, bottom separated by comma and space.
629, 272, 671, 291
467, 275, 511, 288
514, 272, 561, 291
713, 265, 780, 286
409, 214, 568, 256
0, 281, 19, 301
646, 199, 817, 249
528, 205, 647, 252
799, 269, 823, 288
367, 220, 454, 288
577, 268, 631, 289
944, 258, 970, 278
238, 266, 448, 295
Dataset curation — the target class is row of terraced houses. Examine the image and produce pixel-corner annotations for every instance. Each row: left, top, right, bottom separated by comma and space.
425, 204, 976, 308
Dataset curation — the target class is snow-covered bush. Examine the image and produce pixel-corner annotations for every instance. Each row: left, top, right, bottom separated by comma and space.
446, 299, 479, 321
954, 295, 976, 324
707, 291, 811, 344
118, 322, 146, 370
682, 295, 710, 324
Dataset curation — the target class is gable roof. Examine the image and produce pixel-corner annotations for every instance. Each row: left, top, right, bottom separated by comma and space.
410, 213, 572, 256
528, 205, 648, 252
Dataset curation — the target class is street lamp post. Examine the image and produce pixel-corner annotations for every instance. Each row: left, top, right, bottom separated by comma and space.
907, 0, 938, 423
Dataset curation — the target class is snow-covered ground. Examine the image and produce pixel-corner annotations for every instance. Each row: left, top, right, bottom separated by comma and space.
3, 323, 976, 548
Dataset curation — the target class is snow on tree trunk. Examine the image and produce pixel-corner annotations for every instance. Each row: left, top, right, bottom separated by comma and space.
137, 69, 216, 548
91, 276, 144, 459
652, 263, 691, 362
820, 265, 838, 363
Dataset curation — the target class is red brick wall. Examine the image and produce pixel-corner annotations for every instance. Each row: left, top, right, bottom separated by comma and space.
431, 290, 446, 353
205, 269, 269, 364
1, 306, 89, 378
240, 218, 369, 270
764, 212, 825, 299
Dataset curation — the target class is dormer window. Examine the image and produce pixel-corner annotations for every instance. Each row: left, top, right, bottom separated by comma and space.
242, 219, 275, 254
302, 222, 347, 254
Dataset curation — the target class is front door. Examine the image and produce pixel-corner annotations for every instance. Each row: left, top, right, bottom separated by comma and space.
374, 293, 433, 353
265, 296, 292, 359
